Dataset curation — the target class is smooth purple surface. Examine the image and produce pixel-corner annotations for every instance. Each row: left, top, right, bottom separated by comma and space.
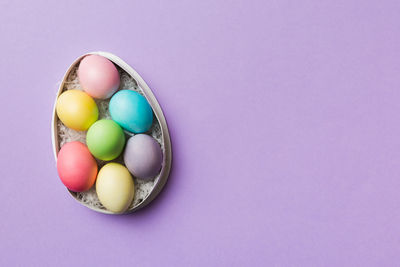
0, 1, 399, 266
124, 135, 162, 179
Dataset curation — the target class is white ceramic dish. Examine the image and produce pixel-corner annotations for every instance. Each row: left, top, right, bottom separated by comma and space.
51, 51, 172, 214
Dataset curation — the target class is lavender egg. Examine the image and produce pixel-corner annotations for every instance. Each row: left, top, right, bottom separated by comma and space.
124, 134, 163, 179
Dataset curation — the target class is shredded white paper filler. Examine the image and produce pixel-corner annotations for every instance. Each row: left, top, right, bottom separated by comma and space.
57, 65, 163, 212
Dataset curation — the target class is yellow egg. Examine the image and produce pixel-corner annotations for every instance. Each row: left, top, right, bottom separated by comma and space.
56, 90, 98, 131
96, 163, 135, 213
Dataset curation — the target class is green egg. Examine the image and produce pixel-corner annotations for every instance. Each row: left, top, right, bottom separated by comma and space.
86, 119, 125, 161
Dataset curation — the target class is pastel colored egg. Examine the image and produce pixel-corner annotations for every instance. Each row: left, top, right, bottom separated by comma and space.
78, 55, 120, 99
109, 90, 153, 133
56, 90, 98, 131
124, 134, 162, 179
96, 163, 134, 213
57, 141, 98, 192
86, 119, 125, 161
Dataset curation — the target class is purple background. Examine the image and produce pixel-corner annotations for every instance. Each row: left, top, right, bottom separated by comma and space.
1, 1, 399, 266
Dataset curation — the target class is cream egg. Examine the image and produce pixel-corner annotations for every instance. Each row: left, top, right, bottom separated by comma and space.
96, 163, 135, 213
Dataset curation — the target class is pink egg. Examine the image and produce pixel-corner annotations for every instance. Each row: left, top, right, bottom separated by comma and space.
78, 55, 120, 99
57, 141, 98, 192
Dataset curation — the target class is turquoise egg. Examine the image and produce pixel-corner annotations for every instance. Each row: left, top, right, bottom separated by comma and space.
109, 90, 153, 133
